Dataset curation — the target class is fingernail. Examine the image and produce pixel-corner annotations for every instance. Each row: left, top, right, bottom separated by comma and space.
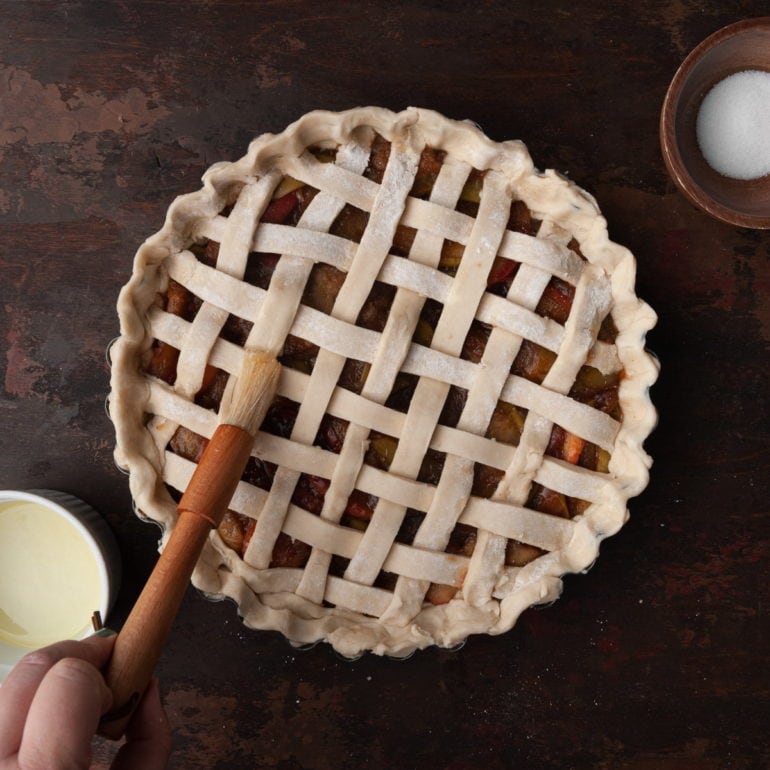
94, 627, 117, 637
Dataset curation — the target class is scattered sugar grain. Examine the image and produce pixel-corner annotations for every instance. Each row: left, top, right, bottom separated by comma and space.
695, 69, 770, 180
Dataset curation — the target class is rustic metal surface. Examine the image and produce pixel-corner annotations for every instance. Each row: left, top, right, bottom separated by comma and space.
1, 2, 768, 768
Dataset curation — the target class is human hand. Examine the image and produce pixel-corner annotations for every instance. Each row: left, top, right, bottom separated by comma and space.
0, 632, 171, 769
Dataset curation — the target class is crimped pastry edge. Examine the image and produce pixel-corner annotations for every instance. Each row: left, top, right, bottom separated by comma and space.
109, 106, 658, 657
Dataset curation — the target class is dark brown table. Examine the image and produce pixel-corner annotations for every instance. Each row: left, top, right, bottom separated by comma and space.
1, 2, 768, 768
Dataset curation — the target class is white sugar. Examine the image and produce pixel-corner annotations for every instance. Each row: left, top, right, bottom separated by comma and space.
695, 69, 770, 180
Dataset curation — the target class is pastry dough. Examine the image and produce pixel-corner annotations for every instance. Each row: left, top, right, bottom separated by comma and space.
109, 107, 658, 657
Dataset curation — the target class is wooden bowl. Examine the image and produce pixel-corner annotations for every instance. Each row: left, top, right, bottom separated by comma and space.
660, 17, 770, 228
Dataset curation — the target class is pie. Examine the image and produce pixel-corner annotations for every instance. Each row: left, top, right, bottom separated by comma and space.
109, 107, 658, 657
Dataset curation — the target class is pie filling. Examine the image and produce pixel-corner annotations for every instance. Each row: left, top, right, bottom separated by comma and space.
143, 136, 622, 612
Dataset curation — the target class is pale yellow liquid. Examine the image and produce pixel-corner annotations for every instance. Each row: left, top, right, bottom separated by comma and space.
0, 501, 102, 648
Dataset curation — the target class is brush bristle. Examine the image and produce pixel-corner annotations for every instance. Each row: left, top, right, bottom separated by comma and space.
219, 350, 281, 435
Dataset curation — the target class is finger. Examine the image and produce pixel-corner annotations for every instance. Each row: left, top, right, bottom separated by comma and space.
17, 656, 113, 770
111, 678, 172, 770
0, 633, 115, 759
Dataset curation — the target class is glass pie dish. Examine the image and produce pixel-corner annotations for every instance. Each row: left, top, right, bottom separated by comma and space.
109, 107, 658, 657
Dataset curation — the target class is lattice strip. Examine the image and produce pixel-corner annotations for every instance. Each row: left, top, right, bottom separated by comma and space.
181, 173, 281, 392
240, 143, 373, 568
205, 217, 587, 314
385, 210, 567, 617
245, 141, 420, 569
344, 171, 510, 587
164, 453, 468, 597
463, 220, 576, 604
147, 324, 619, 495
145, 174, 280, 461
162, 246, 616, 374
496, 266, 613, 502
150, 380, 612, 522
296, 158, 470, 604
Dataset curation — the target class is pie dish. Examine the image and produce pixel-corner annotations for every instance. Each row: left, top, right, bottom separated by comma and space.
109, 106, 658, 657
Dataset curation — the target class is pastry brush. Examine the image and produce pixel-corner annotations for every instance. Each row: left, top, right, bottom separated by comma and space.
99, 349, 280, 739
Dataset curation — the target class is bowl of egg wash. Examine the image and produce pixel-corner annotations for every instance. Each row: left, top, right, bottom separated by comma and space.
660, 17, 770, 228
0, 490, 121, 682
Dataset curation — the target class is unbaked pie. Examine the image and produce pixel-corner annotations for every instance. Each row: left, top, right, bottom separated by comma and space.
109, 107, 658, 657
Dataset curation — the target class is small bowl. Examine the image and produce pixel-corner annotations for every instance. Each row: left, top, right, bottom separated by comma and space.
660, 17, 770, 228
0, 490, 121, 682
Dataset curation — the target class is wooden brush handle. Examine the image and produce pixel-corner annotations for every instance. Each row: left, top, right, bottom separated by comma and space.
177, 424, 256, 528
98, 511, 211, 739
99, 424, 254, 739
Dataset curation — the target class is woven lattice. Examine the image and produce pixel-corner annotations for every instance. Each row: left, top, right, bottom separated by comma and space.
110, 107, 658, 656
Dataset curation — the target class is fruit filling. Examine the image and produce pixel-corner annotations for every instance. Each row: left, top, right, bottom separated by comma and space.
144, 137, 621, 608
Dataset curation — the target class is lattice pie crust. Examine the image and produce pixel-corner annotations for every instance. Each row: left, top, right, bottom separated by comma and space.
109, 107, 658, 657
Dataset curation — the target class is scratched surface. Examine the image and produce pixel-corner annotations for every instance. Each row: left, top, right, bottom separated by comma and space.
1, 2, 769, 768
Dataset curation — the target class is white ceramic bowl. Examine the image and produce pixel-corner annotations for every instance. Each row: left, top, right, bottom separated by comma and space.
0, 489, 121, 682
